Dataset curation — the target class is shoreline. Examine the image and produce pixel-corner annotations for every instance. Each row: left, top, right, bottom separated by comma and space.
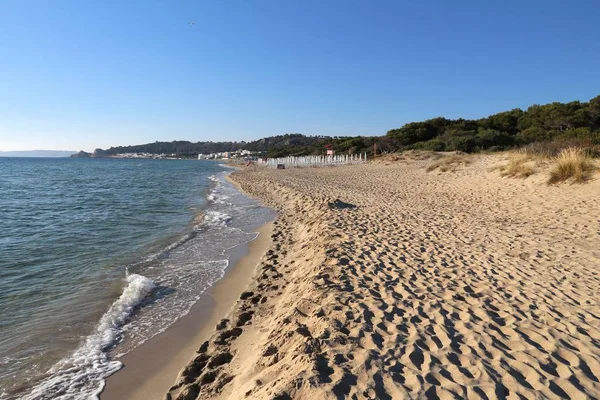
101, 220, 274, 400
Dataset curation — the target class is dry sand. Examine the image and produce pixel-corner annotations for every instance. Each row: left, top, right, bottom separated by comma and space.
168, 154, 600, 399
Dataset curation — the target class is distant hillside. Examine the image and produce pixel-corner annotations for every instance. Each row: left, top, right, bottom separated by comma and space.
102, 140, 245, 158
99, 134, 342, 158
82, 95, 600, 158
0, 150, 76, 158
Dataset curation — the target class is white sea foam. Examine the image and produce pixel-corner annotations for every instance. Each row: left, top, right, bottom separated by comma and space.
207, 192, 218, 202
207, 192, 231, 205
208, 175, 220, 182
23, 274, 155, 400
203, 210, 232, 226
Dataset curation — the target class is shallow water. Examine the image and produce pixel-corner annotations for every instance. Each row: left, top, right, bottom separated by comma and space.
0, 158, 274, 399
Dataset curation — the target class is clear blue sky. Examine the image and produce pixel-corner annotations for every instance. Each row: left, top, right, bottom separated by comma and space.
0, 0, 598, 151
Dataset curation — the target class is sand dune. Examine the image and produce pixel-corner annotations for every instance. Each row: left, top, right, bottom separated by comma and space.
168, 155, 600, 399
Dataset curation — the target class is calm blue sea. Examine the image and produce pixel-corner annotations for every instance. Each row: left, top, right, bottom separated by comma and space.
0, 158, 273, 399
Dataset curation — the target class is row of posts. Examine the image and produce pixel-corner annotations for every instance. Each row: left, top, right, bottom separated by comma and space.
258, 153, 367, 168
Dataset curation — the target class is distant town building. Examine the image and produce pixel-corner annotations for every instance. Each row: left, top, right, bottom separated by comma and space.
198, 149, 257, 160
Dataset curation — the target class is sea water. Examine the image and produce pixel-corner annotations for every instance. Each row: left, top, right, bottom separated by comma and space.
0, 158, 274, 399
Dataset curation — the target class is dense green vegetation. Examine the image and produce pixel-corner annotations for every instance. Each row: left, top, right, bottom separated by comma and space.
386, 96, 600, 153
86, 96, 599, 158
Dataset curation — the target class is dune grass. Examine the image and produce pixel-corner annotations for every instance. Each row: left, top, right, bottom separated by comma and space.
426, 154, 470, 172
547, 147, 596, 184
499, 139, 599, 183
500, 151, 539, 178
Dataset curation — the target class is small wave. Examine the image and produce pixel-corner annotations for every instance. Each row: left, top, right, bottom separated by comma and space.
23, 274, 156, 400
207, 175, 220, 182
162, 231, 196, 253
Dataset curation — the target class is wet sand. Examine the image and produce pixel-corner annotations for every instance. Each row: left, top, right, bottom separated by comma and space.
168, 154, 600, 399
101, 222, 273, 400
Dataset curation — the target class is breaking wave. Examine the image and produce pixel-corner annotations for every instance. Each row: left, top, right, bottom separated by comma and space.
23, 273, 156, 400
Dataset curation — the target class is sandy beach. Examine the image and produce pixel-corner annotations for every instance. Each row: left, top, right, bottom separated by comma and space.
164, 153, 600, 399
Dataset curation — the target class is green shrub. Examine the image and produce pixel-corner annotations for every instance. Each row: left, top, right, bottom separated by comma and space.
447, 136, 477, 153
475, 128, 514, 149
421, 138, 446, 151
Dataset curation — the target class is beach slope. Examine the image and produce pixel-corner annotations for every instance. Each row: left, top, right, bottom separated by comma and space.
169, 155, 600, 399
